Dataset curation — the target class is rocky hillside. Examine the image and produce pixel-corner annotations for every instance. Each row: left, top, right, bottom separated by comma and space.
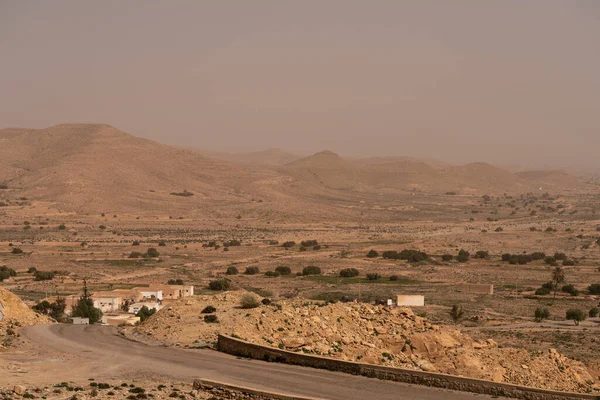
0, 288, 48, 328
0, 124, 584, 215
516, 169, 584, 189
201, 148, 300, 166
284, 152, 548, 194
0, 124, 276, 213
136, 291, 595, 393
0, 288, 49, 349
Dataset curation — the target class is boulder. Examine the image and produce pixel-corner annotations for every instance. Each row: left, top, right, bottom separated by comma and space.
14, 385, 27, 395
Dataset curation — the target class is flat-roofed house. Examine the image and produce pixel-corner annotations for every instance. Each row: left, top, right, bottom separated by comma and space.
111, 288, 143, 302
148, 284, 194, 300
133, 288, 163, 301
92, 292, 122, 313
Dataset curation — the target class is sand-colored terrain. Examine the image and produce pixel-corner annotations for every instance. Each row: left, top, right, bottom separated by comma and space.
136, 290, 595, 393
1, 123, 600, 395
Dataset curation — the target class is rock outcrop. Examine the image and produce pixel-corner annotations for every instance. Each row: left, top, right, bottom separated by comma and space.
137, 291, 595, 393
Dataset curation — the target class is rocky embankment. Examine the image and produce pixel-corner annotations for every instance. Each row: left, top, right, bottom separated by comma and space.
0, 288, 50, 349
137, 291, 596, 393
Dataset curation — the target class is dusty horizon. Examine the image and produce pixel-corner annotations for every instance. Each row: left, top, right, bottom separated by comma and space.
1, 1, 599, 171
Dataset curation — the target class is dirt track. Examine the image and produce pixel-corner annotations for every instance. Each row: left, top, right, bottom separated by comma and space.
15, 324, 494, 400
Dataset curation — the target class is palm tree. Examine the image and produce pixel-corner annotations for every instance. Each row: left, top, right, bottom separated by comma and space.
552, 266, 565, 299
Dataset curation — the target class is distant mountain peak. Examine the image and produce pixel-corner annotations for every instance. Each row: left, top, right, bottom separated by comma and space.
314, 150, 340, 157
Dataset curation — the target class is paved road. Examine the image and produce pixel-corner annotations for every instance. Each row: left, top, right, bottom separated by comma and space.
23, 324, 495, 400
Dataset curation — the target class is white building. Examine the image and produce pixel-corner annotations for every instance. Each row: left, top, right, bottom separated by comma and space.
92, 293, 122, 313
396, 295, 425, 307
71, 317, 89, 325
136, 289, 163, 301
148, 284, 194, 300
128, 302, 163, 314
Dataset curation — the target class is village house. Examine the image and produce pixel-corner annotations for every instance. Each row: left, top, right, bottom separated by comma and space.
148, 284, 194, 300
132, 287, 163, 301
91, 292, 122, 313
110, 288, 143, 302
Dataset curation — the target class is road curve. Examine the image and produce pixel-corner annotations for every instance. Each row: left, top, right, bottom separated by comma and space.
23, 324, 495, 400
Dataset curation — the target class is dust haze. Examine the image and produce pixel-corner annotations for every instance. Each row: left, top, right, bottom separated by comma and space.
3, 3, 600, 399
1, 1, 599, 171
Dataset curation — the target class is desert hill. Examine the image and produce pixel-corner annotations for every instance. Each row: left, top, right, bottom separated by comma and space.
356, 155, 451, 170
0, 124, 585, 215
0, 124, 276, 213
516, 170, 583, 189
200, 148, 299, 166
284, 152, 539, 194
0, 287, 50, 329
283, 150, 367, 191
438, 162, 532, 193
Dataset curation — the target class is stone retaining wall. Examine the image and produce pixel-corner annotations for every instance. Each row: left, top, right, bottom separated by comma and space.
217, 334, 598, 400
193, 379, 323, 400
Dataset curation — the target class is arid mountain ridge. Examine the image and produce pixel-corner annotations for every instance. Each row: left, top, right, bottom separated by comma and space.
0, 124, 584, 216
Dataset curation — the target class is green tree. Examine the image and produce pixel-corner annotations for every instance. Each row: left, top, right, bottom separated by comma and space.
551, 266, 565, 299
565, 309, 586, 326
121, 299, 132, 312
72, 280, 103, 324
456, 249, 470, 263
588, 284, 600, 295
225, 266, 239, 275
34, 270, 55, 281
449, 305, 464, 324
33, 297, 66, 321
275, 266, 291, 275
366, 249, 379, 258
0, 266, 17, 281
561, 284, 579, 296
534, 307, 550, 322
474, 251, 489, 259
244, 266, 260, 275
146, 248, 160, 258
135, 306, 156, 322
302, 266, 321, 275
208, 279, 230, 291
240, 293, 260, 309
339, 268, 359, 278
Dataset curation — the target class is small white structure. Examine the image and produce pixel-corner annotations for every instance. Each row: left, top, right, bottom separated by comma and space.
128, 302, 163, 314
397, 295, 425, 307
71, 317, 89, 325
386, 299, 394, 306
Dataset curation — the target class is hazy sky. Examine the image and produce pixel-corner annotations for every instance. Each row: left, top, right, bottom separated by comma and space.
1, 1, 599, 169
